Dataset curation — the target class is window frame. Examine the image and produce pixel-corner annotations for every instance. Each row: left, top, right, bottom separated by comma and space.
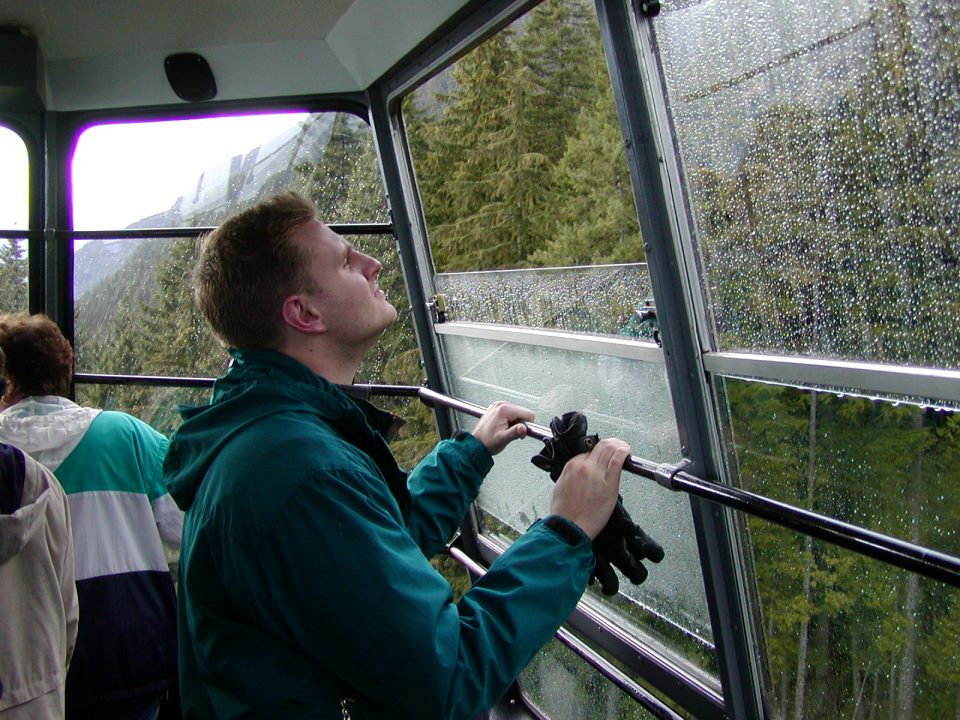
0, 118, 43, 314
374, 0, 750, 716
53, 97, 388, 390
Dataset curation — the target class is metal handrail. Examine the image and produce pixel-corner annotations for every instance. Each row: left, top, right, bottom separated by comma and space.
357, 383, 960, 589
73, 372, 960, 587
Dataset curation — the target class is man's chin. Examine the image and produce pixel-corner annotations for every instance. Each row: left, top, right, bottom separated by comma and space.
374, 306, 398, 334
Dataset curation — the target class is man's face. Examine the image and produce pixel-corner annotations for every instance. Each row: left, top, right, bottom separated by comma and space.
294, 218, 398, 347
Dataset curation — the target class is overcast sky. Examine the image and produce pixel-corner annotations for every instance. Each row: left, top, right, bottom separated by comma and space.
0, 126, 28, 230
1, 113, 308, 232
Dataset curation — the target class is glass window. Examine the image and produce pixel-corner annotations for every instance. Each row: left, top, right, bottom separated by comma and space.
72, 113, 388, 230
436, 264, 656, 340
403, 0, 713, 682
746, 516, 958, 719
0, 125, 29, 313
71, 112, 393, 376
69, 113, 436, 458
654, 0, 960, 371
73, 234, 228, 378
713, 376, 960, 716
650, 3, 960, 714
521, 636, 690, 719
405, 0, 643, 275
442, 333, 713, 671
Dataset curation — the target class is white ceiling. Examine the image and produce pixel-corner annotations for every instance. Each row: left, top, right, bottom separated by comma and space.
0, 0, 471, 110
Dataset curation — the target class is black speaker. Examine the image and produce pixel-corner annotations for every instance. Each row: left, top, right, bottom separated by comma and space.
164, 53, 217, 102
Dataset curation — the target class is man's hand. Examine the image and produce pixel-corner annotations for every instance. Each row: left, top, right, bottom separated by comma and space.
471, 401, 535, 456
548, 439, 629, 540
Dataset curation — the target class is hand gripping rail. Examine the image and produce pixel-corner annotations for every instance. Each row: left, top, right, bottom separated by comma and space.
350, 383, 960, 589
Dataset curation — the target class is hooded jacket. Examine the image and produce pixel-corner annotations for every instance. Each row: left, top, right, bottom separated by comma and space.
0, 397, 180, 708
0, 443, 78, 719
164, 349, 594, 720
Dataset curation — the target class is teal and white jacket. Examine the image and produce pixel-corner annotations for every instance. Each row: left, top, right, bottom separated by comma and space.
0, 396, 181, 708
165, 349, 594, 720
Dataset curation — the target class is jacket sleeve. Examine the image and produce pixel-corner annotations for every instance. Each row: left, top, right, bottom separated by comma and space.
56, 481, 79, 668
29, 455, 79, 668
241, 464, 593, 720
133, 421, 184, 552
404, 433, 492, 557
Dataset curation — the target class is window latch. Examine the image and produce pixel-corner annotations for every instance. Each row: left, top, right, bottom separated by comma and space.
428, 294, 447, 324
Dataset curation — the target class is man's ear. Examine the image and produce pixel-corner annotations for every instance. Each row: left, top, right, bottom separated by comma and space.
280, 294, 327, 334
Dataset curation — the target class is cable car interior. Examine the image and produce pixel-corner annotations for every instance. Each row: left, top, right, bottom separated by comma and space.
1, 0, 958, 717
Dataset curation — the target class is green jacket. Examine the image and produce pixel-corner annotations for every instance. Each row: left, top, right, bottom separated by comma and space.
164, 349, 593, 719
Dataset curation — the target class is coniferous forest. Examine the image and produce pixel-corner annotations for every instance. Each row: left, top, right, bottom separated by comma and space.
1, 0, 958, 717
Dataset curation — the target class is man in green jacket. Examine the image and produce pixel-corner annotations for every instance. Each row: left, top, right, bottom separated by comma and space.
164, 192, 630, 719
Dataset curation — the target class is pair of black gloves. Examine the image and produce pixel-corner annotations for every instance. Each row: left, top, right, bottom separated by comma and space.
531, 411, 664, 596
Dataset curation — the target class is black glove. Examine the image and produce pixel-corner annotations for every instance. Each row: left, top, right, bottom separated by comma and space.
589, 497, 664, 595
531, 411, 664, 596
531, 411, 598, 480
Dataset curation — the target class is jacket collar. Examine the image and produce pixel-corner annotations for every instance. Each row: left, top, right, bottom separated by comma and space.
168, 349, 411, 516
220, 349, 404, 437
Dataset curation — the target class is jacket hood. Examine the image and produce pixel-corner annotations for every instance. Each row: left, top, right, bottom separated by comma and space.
0, 396, 100, 472
0, 443, 51, 565
164, 349, 404, 512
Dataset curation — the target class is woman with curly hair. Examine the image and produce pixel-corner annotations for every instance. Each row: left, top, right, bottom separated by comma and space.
0, 313, 181, 720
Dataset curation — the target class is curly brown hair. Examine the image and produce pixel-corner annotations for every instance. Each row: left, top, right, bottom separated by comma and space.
0, 313, 74, 399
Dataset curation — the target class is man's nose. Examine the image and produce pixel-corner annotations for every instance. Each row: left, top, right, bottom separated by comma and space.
361, 252, 382, 278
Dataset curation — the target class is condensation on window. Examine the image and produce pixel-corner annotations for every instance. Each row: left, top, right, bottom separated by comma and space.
0, 125, 29, 314
655, 0, 960, 371
435, 264, 657, 340
441, 333, 715, 668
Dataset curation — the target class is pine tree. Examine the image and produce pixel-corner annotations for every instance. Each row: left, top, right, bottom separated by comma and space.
413, 31, 555, 270
516, 0, 602, 163
0, 239, 28, 312
531, 79, 642, 266
138, 238, 225, 377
